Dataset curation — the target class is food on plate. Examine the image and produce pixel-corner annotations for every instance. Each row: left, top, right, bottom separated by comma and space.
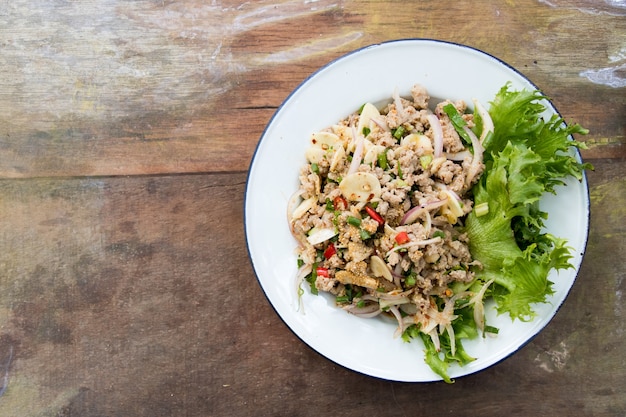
287, 83, 591, 382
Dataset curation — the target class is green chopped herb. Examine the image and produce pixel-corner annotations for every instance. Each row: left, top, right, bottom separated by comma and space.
420, 155, 432, 169
405, 273, 417, 287
393, 125, 406, 140
443, 103, 472, 145
347, 216, 362, 227
311, 163, 319, 174
359, 229, 371, 240
433, 230, 446, 239
306, 265, 319, 295
335, 295, 349, 303
484, 325, 500, 335
377, 149, 388, 169
362, 126, 371, 137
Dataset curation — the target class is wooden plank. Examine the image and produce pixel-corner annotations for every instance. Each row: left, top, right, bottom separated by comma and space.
0, 164, 622, 415
0, 0, 622, 178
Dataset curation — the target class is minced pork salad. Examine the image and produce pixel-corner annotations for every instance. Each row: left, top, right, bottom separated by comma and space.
287, 83, 591, 382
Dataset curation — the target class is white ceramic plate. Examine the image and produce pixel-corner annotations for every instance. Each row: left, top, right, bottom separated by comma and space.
244, 39, 589, 382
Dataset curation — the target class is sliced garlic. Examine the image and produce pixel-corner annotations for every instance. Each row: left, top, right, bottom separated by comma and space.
442, 189, 464, 219
401, 133, 433, 155
363, 144, 386, 166
429, 156, 447, 174
331, 124, 352, 145
306, 131, 343, 164
370, 255, 393, 282
339, 172, 382, 202
291, 197, 317, 220
357, 102, 381, 136
329, 145, 345, 172
311, 131, 341, 149
305, 147, 326, 164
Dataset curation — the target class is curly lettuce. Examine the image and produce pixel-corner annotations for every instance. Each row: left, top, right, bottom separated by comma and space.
465, 83, 592, 321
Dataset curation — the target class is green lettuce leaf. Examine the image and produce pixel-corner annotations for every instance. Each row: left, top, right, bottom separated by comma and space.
465, 84, 590, 321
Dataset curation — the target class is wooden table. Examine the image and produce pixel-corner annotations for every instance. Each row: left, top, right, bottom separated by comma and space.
0, 1, 623, 415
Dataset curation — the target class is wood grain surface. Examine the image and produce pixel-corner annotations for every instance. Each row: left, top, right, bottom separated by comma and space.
0, 0, 624, 416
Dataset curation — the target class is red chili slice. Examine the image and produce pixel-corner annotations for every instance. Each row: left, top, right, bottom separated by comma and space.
333, 196, 348, 211
323, 243, 337, 259
365, 205, 384, 226
316, 266, 330, 278
395, 231, 410, 244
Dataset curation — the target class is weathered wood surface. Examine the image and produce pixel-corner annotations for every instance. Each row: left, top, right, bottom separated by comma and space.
0, 0, 623, 177
0, 0, 623, 416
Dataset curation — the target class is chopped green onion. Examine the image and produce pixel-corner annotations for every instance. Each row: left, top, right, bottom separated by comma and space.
420, 155, 432, 169
311, 163, 319, 174
347, 216, 361, 227
306, 265, 319, 295
433, 230, 446, 239
395, 179, 408, 188
335, 295, 349, 303
377, 149, 388, 169
405, 274, 417, 287
359, 229, 371, 240
393, 125, 406, 140
484, 325, 499, 335
362, 126, 371, 137
475, 202, 489, 217
442, 103, 472, 145
325, 198, 334, 211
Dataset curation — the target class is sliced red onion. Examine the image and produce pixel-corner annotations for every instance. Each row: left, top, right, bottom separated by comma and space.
442, 185, 462, 202
400, 199, 447, 225
371, 115, 390, 132
393, 87, 406, 123
392, 262, 403, 277
388, 305, 408, 338
344, 302, 382, 318
400, 303, 418, 316
427, 114, 444, 158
